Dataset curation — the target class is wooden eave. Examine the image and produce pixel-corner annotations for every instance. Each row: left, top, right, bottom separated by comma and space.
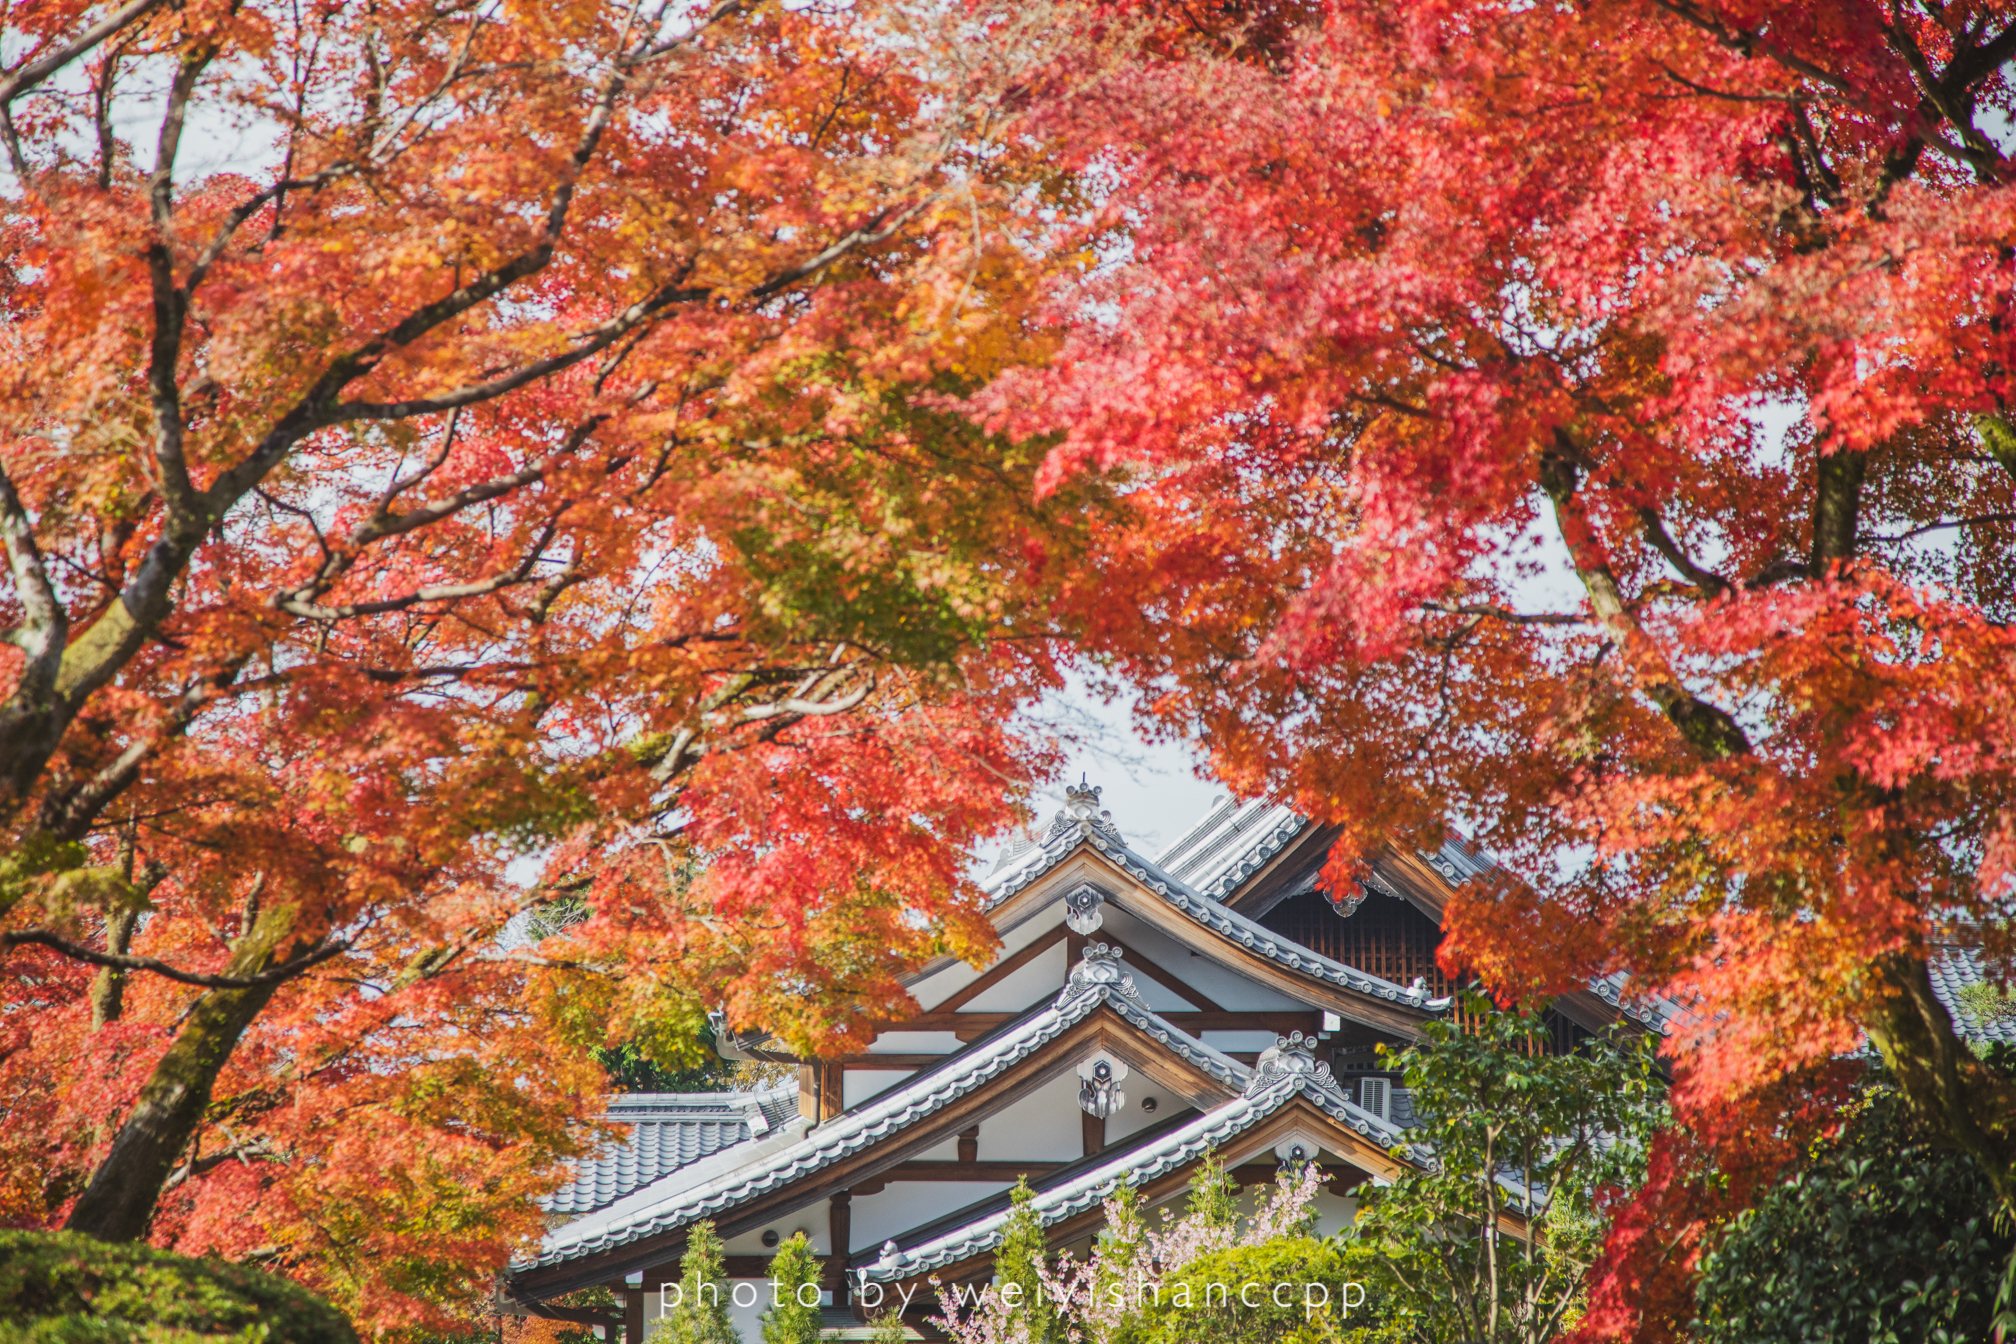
510, 1000, 1246, 1298
863, 1092, 1462, 1304
1219, 822, 1345, 921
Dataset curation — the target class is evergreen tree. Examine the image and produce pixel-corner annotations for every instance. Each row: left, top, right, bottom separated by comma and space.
994, 1178, 1059, 1344
761, 1233, 823, 1344
656, 1221, 737, 1344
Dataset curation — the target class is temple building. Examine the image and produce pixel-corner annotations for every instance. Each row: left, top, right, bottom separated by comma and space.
501, 783, 1999, 1341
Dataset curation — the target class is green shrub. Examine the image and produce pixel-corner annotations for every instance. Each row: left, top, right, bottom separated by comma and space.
1108, 1238, 1386, 1344
1693, 1079, 2015, 1344
0, 1230, 357, 1344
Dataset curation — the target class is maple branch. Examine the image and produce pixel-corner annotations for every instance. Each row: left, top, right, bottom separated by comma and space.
1866, 511, 2016, 544
276, 521, 561, 621
1633, 505, 1731, 597
0, 929, 350, 989
40, 654, 253, 842
0, 0, 165, 107
1642, 0, 1859, 100
0, 462, 68, 700
1421, 602, 1588, 627
1540, 438, 1750, 759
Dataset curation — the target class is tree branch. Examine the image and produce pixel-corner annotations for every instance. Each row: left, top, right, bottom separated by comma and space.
1, 929, 349, 989
0, 0, 166, 106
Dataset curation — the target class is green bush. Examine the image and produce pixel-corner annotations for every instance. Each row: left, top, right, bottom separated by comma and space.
0, 1230, 358, 1344
1693, 1078, 2015, 1344
1109, 1238, 1388, 1344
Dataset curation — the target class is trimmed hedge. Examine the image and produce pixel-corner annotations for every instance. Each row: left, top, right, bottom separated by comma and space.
0, 1230, 358, 1344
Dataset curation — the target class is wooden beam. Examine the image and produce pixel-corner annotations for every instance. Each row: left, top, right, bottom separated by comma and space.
886, 1160, 1056, 1182
927, 924, 1067, 1013
956, 1125, 978, 1164
798, 1062, 818, 1122
839, 1054, 941, 1069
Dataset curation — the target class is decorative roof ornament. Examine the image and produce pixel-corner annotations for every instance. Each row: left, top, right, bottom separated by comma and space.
1076, 1053, 1129, 1119
1248, 1031, 1347, 1099
1059, 942, 1139, 1003
1064, 881, 1105, 934
1043, 775, 1127, 846
1326, 883, 1368, 917
1273, 1137, 1314, 1171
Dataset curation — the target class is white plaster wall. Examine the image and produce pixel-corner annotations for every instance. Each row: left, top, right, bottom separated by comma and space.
850, 1180, 1011, 1253
973, 1073, 1086, 1161
865, 1031, 963, 1054
723, 1216, 827, 1256
844, 1067, 916, 1109
913, 911, 1065, 1010
960, 942, 1067, 1012
1201, 1029, 1288, 1054
1097, 908, 1306, 1010
1103, 1097, 1192, 1146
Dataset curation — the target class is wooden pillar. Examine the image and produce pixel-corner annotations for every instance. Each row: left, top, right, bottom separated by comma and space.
799, 1061, 819, 1121
819, 1061, 845, 1120
827, 1190, 853, 1299
1081, 1110, 1104, 1157
957, 1124, 979, 1164
622, 1286, 645, 1344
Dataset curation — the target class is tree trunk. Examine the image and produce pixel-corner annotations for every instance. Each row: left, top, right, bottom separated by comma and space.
88, 906, 141, 1030
64, 904, 296, 1242
1862, 952, 2016, 1217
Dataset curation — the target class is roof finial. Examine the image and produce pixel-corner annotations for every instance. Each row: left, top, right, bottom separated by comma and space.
1065, 777, 1102, 821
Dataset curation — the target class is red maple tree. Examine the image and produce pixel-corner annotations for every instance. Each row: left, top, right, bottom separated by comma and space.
996, 1, 2016, 1335
0, 0, 1093, 1328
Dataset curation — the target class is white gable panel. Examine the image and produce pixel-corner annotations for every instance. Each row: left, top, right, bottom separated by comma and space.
972, 1069, 1090, 1163
1095, 906, 1305, 1011
910, 906, 1065, 1010
851, 1182, 1012, 1258
864, 1032, 962, 1054
1201, 1030, 1289, 1054
960, 942, 1069, 1012
1105, 1098, 1196, 1146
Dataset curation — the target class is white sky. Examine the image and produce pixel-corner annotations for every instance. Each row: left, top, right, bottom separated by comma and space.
1007, 667, 1223, 862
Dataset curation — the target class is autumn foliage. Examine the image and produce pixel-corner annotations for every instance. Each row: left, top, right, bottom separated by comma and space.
0, 0, 1093, 1331
13, 0, 2016, 1336
985, 0, 2016, 1337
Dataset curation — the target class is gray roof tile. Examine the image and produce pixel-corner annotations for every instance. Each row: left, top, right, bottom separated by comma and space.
543, 1089, 796, 1217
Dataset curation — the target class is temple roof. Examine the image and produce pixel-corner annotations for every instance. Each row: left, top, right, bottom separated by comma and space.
542, 1090, 798, 1217
858, 1037, 1406, 1283
980, 803, 1442, 1013
521, 950, 1254, 1272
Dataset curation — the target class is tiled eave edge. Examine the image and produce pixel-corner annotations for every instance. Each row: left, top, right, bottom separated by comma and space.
858, 1078, 1410, 1282
988, 819, 1441, 1014
1085, 833, 1443, 1012
519, 983, 1254, 1271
